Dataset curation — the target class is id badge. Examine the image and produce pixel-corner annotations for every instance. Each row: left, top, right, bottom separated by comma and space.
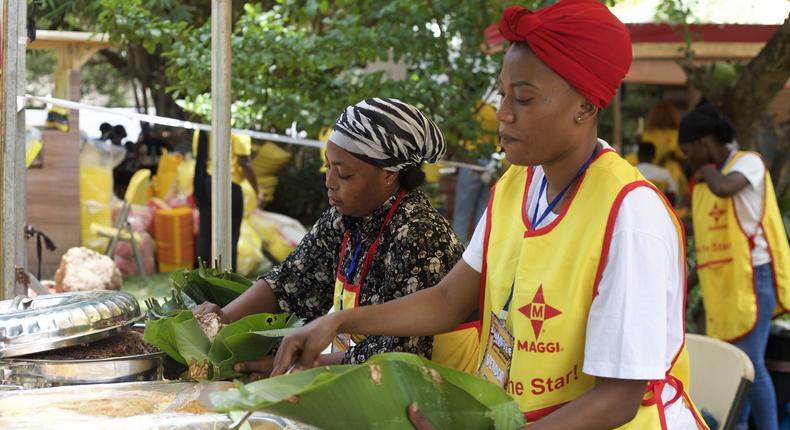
332, 333, 352, 354
475, 312, 514, 388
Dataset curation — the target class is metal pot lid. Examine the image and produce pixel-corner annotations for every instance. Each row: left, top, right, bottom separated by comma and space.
0, 291, 143, 358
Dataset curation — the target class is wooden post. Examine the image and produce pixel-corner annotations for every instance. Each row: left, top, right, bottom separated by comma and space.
1, 0, 28, 298
211, 0, 232, 270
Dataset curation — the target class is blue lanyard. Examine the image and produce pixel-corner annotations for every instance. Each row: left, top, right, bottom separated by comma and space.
345, 230, 364, 280
502, 282, 515, 314
531, 146, 599, 227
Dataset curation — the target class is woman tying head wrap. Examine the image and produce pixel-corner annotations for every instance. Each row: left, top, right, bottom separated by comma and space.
195, 97, 480, 377
271, 1, 708, 428
680, 102, 790, 430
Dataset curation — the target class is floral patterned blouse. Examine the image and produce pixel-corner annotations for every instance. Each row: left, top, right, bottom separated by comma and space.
262, 189, 463, 364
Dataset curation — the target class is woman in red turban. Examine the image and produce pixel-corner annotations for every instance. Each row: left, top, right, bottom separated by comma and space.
272, 1, 708, 428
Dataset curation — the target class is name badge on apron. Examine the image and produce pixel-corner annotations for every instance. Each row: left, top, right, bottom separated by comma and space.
475, 283, 516, 388
331, 276, 361, 353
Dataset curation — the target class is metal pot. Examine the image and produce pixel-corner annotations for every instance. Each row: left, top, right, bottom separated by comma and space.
0, 351, 164, 389
0, 291, 143, 358
0, 291, 164, 389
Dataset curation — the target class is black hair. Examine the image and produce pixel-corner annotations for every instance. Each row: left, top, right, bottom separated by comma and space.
398, 165, 426, 191
637, 142, 656, 163
99, 123, 112, 133
113, 124, 128, 139
678, 102, 736, 145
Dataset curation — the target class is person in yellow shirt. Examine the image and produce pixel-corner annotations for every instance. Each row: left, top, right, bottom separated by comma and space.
680, 102, 790, 430
270, 1, 707, 428
641, 101, 690, 209
192, 130, 263, 271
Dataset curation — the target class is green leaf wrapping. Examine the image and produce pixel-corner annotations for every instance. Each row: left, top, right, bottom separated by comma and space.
174, 316, 213, 379
143, 311, 303, 381
169, 265, 253, 307
142, 310, 194, 364
211, 353, 525, 430
209, 314, 304, 380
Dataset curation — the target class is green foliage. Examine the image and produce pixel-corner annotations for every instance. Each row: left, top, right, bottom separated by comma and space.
166, 0, 508, 145
655, 0, 695, 24
685, 236, 706, 334
94, 0, 192, 53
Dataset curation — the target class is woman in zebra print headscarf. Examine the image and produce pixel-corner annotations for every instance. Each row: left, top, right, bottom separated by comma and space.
325, 97, 446, 217
195, 98, 480, 376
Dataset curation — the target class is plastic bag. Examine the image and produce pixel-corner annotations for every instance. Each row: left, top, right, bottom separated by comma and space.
79, 140, 126, 252
113, 231, 156, 276
246, 209, 307, 263
237, 220, 271, 277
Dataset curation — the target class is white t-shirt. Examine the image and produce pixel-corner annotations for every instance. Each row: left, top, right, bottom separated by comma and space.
637, 162, 679, 195
727, 152, 770, 266
463, 144, 698, 428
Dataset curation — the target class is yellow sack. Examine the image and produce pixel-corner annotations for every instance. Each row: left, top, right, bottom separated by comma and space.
237, 220, 264, 277
151, 151, 183, 199
247, 210, 307, 263
176, 158, 196, 196
423, 163, 442, 184
252, 142, 291, 176
257, 176, 280, 203
251, 142, 291, 202
241, 180, 257, 218
317, 127, 331, 173
80, 165, 113, 252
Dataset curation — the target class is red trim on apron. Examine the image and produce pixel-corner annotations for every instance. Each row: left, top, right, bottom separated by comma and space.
523, 402, 568, 422
593, 180, 659, 298
641, 374, 685, 430
524, 148, 615, 238
478, 183, 497, 341
335, 189, 407, 310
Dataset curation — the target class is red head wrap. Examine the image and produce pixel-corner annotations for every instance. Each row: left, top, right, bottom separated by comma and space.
498, 0, 632, 108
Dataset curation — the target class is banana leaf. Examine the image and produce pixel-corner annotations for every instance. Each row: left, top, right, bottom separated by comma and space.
143, 309, 194, 363
144, 310, 304, 381
170, 263, 253, 307
211, 352, 525, 430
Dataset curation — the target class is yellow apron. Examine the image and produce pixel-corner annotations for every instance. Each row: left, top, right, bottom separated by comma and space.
692, 151, 790, 341
331, 190, 480, 372
480, 150, 707, 428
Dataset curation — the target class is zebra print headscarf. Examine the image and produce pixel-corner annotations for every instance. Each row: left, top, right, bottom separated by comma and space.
328, 98, 447, 171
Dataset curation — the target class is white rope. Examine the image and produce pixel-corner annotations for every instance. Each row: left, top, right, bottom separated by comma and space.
25, 94, 488, 171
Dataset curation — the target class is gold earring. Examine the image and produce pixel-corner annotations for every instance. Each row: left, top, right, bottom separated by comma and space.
576, 115, 583, 122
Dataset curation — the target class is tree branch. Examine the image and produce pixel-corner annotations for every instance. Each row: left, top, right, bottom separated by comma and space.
721, 14, 790, 138
98, 49, 128, 72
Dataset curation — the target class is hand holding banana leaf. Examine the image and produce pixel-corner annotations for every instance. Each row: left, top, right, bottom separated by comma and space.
271, 312, 345, 376
213, 353, 525, 430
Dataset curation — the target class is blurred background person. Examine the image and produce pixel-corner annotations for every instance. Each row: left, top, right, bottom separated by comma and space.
636, 141, 678, 205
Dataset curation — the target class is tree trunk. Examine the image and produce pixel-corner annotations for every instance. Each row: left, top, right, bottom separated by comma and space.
773, 122, 790, 201
681, 14, 790, 151
720, 14, 790, 151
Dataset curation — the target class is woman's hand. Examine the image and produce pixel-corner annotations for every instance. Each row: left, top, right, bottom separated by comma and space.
234, 356, 275, 382
192, 301, 227, 323
408, 403, 438, 430
270, 313, 343, 376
